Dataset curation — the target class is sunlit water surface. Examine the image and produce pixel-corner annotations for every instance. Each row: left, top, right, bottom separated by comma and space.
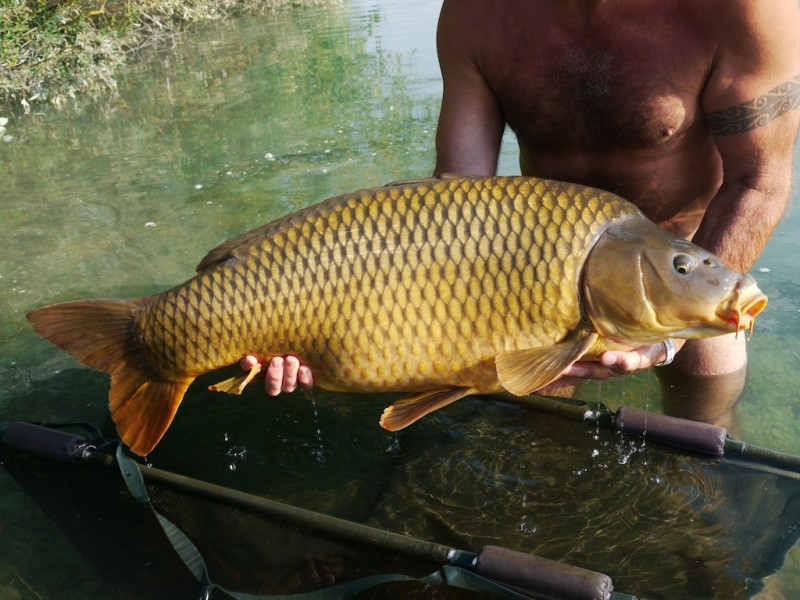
2, 1, 800, 598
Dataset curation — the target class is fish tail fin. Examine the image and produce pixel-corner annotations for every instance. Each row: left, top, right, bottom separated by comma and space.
27, 299, 193, 456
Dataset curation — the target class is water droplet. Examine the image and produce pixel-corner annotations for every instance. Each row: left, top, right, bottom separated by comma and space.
306, 390, 326, 464
385, 435, 400, 453
226, 445, 247, 459
519, 520, 537, 535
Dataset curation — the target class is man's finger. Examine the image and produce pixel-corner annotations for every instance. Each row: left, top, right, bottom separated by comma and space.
240, 355, 260, 371
601, 344, 665, 373
265, 356, 285, 396
297, 365, 314, 389
282, 355, 300, 392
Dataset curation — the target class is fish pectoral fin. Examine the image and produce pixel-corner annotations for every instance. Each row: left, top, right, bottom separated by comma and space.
496, 334, 599, 396
379, 387, 475, 432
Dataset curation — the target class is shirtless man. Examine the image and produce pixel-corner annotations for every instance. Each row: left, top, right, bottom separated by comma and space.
254, 0, 800, 422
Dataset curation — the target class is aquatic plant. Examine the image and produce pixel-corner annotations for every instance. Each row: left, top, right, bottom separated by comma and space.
0, 0, 334, 110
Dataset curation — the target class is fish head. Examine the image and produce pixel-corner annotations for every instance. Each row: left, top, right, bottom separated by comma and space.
581, 217, 767, 344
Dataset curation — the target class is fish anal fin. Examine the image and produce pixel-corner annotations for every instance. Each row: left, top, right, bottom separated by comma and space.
379, 387, 475, 432
208, 374, 248, 394
496, 333, 599, 396
208, 365, 265, 395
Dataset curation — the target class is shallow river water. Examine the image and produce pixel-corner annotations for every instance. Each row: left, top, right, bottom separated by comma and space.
2, 2, 800, 598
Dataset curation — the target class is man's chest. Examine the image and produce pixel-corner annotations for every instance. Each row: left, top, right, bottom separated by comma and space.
483, 23, 712, 151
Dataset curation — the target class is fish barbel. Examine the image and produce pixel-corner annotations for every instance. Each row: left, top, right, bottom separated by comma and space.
27, 176, 767, 455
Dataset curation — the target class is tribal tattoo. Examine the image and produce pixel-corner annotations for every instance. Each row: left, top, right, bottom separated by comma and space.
709, 74, 800, 136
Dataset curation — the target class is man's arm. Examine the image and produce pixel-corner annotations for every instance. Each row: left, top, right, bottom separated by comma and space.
433, 0, 506, 176
697, 0, 800, 271
555, 2, 800, 387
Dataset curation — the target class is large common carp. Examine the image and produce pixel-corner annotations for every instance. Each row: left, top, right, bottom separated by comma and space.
28, 176, 767, 456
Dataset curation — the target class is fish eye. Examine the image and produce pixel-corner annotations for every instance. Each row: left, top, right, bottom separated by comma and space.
673, 254, 695, 275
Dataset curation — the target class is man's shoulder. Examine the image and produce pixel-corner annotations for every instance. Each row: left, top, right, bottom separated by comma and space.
704, 0, 800, 42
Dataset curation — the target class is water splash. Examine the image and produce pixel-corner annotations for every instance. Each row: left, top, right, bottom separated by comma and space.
640, 367, 654, 450
519, 519, 538, 536
305, 389, 326, 464
593, 379, 602, 442
226, 445, 248, 471
385, 433, 401, 454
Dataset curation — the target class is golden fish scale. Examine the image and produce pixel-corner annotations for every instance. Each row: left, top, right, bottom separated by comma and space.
135, 177, 637, 391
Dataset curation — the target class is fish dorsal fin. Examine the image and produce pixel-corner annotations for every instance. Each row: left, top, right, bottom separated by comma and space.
196, 225, 271, 272
496, 333, 599, 396
379, 387, 475, 431
384, 173, 465, 188
196, 233, 253, 272
198, 176, 471, 271
196, 210, 303, 272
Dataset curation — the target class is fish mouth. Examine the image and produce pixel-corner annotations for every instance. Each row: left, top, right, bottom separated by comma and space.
716, 280, 768, 338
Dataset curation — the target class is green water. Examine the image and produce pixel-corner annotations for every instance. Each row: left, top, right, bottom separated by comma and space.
2, 1, 800, 598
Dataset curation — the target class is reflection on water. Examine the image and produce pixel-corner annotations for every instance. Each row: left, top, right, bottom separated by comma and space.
2, 0, 800, 598
367, 404, 772, 599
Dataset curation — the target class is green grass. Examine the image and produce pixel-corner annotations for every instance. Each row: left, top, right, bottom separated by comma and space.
0, 0, 330, 109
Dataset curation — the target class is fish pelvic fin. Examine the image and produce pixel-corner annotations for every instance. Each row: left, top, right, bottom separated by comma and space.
27, 299, 194, 456
379, 387, 475, 431
496, 333, 599, 396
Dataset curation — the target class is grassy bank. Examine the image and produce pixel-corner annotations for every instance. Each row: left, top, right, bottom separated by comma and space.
0, 0, 329, 110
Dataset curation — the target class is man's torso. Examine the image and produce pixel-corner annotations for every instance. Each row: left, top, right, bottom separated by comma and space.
466, 0, 724, 237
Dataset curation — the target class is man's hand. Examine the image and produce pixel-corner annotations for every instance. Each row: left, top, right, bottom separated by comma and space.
240, 355, 314, 396
539, 341, 680, 391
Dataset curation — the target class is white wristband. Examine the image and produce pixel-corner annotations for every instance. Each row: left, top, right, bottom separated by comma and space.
657, 339, 675, 367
